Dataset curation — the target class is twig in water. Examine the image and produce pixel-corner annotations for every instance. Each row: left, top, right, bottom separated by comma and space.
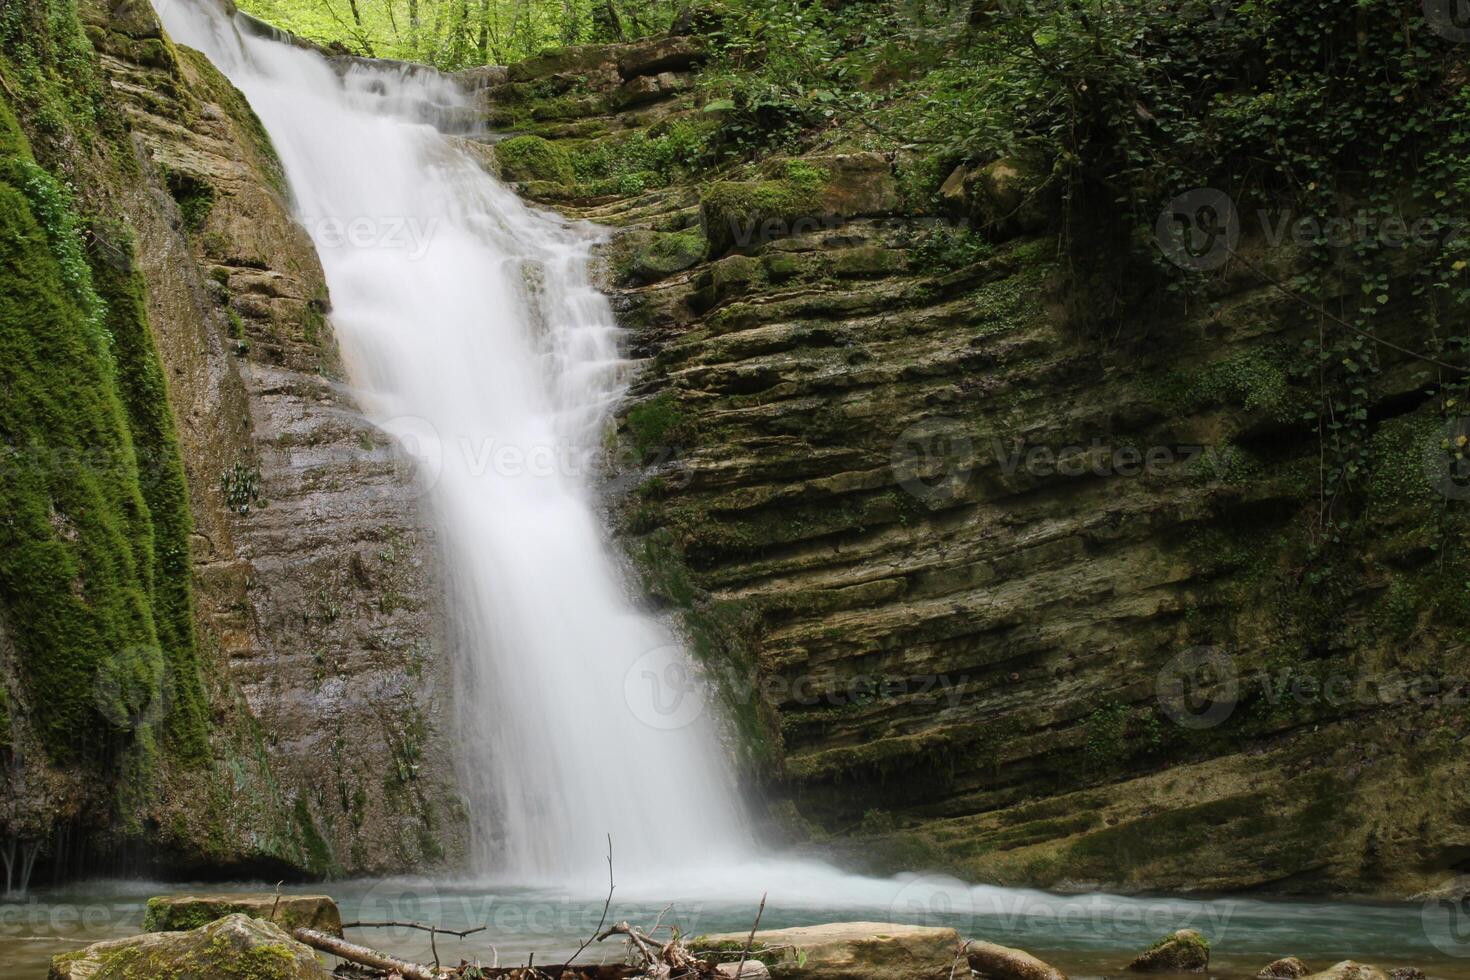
566, 833, 615, 966
342, 921, 488, 939
735, 892, 767, 980
269, 881, 284, 924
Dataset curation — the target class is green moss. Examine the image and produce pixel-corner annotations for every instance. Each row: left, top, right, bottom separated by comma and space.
493, 134, 575, 184
699, 178, 824, 255
625, 391, 689, 461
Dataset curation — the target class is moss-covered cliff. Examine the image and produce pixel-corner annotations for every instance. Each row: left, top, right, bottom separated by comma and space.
473, 0, 1470, 897
1, 0, 462, 880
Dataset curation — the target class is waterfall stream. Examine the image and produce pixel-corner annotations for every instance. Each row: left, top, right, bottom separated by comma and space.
152, 0, 750, 885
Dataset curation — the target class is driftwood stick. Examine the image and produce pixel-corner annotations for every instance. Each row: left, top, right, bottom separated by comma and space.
595, 921, 659, 964
342, 920, 488, 939
566, 833, 615, 966
292, 926, 440, 980
735, 892, 767, 979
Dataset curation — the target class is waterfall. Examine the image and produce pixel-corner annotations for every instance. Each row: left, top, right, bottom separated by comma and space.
152, 0, 750, 884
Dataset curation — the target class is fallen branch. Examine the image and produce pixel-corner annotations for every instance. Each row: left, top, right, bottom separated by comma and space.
292, 926, 441, 980
341, 921, 489, 939
734, 893, 766, 980
566, 833, 615, 966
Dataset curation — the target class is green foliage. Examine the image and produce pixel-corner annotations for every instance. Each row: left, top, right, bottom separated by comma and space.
237, 0, 678, 68
0, 116, 202, 774
493, 134, 574, 184
625, 391, 687, 460
571, 118, 714, 188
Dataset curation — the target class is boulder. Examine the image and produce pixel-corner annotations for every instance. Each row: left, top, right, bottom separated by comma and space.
717, 962, 774, 978
142, 893, 343, 937
617, 35, 705, 78
966, 939, 1068, 980
966, 156, 1054, 238
1126, 929, 1211, 973
693, 921, 959, 980
1259, 957, 1312, 979
1301, 963, 1390, 980
50, 912, 329, 980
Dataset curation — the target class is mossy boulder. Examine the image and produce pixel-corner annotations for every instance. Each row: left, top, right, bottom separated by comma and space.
142, 894, 343, 936
1259, 958, 1313, 979
1301, 964, 1391, 980
1126, 929, 1211, 973
699, 179, 824, 256
492, 135, 575, 184
691, 922, 959, 980
49, 913, 329, 979
966, 940, 1068, 980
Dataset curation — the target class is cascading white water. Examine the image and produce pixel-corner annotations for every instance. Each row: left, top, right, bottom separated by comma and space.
152, 0, 750, 883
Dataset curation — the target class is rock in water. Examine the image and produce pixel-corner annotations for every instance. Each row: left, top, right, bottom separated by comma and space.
717, 962, 774, 978
1301, 963, 1391, 980
142, 893, 344, 936
693, 922, 959, 980
1127, 929, 1211, 973
966, 940, 1068, 980
49, 913, 329, 979
1259, 957, 1312, 979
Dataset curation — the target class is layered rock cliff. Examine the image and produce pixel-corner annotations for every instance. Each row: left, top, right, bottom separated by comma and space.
475, 26, 1470, 897
1, 0, 461, 879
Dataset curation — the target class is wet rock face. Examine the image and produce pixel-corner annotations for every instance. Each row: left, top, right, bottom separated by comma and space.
68, 0, 463, 874
50, 913, 330, 980
487, 28, 1470, 898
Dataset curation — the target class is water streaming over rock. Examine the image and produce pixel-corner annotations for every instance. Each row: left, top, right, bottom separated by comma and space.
152, 0, 750, 884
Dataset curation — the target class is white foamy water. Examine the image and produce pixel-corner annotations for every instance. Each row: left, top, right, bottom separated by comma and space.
150, 0, 749, 885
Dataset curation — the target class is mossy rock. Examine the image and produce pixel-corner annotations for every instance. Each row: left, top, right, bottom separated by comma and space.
492, 135, 575, 184
142, 894, 343, 937
1126, 929, 1211, 973
699, 178, 823, 256
50, 913, 330, 979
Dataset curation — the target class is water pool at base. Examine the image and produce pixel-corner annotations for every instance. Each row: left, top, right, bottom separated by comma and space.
4, 873, 1467, 979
